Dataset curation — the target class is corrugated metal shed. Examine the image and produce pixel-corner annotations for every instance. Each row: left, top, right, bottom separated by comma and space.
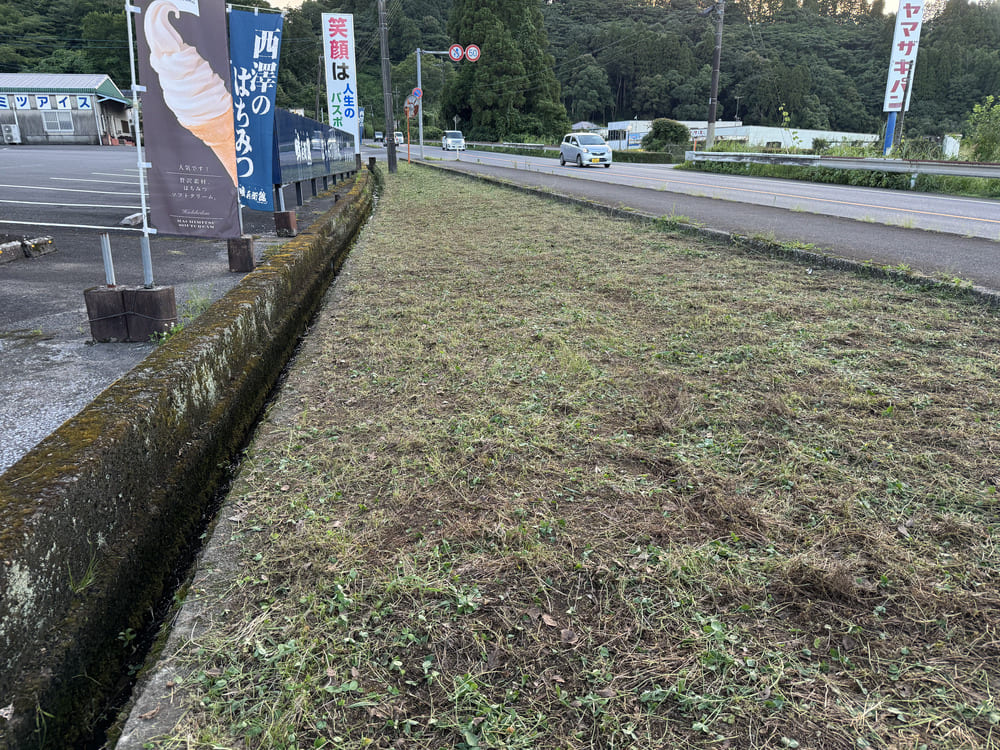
0, 73, 129, 104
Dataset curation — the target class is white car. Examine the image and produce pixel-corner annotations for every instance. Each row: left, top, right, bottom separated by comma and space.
559, 133, 612, 168
442, 130, 466, 151
394, 131, 404, 146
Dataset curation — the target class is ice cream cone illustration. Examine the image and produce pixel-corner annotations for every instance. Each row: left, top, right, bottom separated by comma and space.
144, 0, 238, 185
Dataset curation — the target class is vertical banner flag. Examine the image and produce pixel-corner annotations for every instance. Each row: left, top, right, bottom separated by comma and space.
136, 0, 241, 238
883, 0, 925, 113
322, 13, 360, 155
229, 9, 284, 211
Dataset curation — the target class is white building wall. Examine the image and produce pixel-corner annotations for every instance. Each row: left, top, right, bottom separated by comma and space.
607, 120, 877, 151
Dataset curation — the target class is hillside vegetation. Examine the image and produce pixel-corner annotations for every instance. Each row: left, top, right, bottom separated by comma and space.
2, 0, 999, 139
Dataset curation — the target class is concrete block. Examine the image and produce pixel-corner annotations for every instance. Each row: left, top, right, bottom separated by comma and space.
22, 236, 56, 257
0, 240, 20, 265
0, 236, 56, 263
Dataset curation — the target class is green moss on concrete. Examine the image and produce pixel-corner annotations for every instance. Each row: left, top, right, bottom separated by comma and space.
0, 170, 375, 749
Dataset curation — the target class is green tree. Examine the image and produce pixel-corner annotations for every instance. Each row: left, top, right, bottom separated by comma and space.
564, 55, 612, 121
35, 48, 90, 73
670, 64, 713, 120
80, 11, 129, 84
442, 0, 568, 140
966, 95, 1000, 161
641, 118, 691, 150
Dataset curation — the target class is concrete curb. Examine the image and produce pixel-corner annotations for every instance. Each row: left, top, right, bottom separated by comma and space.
0, 170, 375, 749
422, 160, 1000, 308
0, 236, 56, 264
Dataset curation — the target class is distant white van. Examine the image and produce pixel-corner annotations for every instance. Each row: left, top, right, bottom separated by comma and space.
441, 130, 466, 151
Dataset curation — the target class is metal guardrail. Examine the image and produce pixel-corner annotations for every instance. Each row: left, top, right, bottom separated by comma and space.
500, 142, 548, 150
684, 151, 1000, 179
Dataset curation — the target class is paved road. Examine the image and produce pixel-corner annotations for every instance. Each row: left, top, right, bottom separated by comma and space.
423, 145, 1000, 241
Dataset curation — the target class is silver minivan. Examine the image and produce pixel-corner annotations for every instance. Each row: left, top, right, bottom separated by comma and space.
559, 133, 612, 168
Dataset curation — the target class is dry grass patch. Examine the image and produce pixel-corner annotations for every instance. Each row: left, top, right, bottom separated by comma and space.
152, 165, 1000, 749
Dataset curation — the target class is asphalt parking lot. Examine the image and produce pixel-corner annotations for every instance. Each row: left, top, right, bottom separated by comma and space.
0, 144, 357, 473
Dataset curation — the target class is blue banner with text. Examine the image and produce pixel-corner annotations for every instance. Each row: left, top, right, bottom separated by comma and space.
228, 8, 283, 211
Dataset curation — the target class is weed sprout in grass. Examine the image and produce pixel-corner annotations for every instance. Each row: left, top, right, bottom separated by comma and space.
150, 285, 214, 344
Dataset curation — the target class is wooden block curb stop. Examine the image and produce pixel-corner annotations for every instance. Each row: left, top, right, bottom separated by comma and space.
274, 211, 297, 237
227, 235, 256, 272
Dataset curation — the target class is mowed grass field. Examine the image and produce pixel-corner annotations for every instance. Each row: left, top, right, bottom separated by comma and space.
147, 165, 1000, 749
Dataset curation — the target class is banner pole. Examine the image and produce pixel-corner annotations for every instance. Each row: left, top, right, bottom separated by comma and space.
125, 0, 155, 287
883, 112, 897, 155
100, 232, 117, 286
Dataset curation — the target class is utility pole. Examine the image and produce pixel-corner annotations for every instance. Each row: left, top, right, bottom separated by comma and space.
705, 0, 725, 149
417, 48, 424, 158
377, 0, 397, 172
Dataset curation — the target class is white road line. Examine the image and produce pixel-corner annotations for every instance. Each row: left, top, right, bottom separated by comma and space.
49, 178, 141, 186
0, 184, 140, 196
0, 198, 140, 209
0, 218, 147, 231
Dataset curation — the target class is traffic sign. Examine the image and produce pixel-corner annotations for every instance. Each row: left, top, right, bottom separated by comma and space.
465, 44, 481, 62
448, 44, 465, 62
412, 87, 423, 98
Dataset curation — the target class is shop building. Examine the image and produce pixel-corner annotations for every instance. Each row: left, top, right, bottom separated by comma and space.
0, 73, 131, 146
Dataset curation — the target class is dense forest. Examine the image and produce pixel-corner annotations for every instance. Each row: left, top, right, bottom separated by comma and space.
1, 0, 997, 140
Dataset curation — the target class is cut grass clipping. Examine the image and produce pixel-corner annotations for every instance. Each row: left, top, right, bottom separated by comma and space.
151, 165, 1000, 749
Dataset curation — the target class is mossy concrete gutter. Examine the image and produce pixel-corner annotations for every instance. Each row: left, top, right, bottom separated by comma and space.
0, 168, 376, 749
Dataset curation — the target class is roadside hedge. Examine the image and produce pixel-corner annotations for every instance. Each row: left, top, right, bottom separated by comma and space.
682, 159, 1000, 198
612, 150, 678, 164
450, 143, 679, 164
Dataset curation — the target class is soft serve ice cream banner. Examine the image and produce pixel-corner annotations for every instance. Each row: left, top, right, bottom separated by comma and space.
135, 0, 241, 239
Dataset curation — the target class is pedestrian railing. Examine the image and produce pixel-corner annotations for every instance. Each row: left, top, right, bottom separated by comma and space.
685, 151, 1000, 180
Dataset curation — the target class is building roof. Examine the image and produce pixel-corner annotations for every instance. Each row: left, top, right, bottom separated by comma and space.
0, 73, 129, 104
